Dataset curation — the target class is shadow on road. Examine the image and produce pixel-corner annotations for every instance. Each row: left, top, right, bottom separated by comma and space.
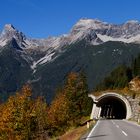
81, 134, 108, 139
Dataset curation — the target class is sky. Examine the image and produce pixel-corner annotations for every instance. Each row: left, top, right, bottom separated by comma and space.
0, 0, 140, 38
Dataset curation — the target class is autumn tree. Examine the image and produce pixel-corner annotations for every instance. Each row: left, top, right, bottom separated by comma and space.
47, 90, 69, 136
32, 97, 48, 140
47, 72, 92, 136
0, 85, 34, 139
0, 85, 49, 140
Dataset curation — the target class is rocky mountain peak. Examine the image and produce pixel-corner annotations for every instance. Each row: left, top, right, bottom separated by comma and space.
76, 18, 103, 26
1, 24, 17, 37
0, 24, 27, 48
70, 18, 140, 45
125, 20, 139, 25
4, 24, 15, 31
71, 18, 108, 33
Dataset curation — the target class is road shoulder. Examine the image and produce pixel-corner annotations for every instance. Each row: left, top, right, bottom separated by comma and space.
123, 119, 140, 128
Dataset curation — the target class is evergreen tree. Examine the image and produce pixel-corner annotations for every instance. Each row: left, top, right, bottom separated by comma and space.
95, 65, 132, 91
132, 54, 140, 77
64, 72, 92, 125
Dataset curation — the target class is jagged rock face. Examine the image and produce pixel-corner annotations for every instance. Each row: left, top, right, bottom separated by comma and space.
70, 19, 140, 45
1, 24, 26, 41
0, 24, 27, 48
129, 76, 140, 92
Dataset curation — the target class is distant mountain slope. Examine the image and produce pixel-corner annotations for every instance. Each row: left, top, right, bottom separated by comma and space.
31, 41, 140, 102
0, 39, 32, 101
1, 19, 140, 102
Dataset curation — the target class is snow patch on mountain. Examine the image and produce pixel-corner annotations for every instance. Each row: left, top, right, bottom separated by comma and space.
31, 52, 55, 71
0, 39, 7, 47
97, 33, 140, 44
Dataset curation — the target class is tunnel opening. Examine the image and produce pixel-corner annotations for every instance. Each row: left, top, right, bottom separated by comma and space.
97, 96, 127, 119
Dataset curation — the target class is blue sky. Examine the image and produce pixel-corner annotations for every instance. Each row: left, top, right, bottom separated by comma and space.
0, 0, 140, 38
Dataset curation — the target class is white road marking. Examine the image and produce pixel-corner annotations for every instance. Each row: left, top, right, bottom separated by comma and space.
112, 120, 115, 125
86, 120, 100, 140
116, 125, 119, 128
113, 120, 128, 137
122, 130, 128, 136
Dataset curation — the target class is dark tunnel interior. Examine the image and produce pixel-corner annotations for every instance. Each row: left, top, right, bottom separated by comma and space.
97, 96, 127, 119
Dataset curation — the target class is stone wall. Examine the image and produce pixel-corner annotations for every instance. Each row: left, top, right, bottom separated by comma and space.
126, 95, 140, 121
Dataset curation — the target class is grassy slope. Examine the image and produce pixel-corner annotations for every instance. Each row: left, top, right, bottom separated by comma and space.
57, 121, 95, 140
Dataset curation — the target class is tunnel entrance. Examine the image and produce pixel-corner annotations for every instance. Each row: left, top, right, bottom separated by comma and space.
97, 96, 127, 119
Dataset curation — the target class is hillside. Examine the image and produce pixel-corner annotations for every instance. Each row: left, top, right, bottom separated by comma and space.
30, 41, 140, 102
1, 19, 140, 102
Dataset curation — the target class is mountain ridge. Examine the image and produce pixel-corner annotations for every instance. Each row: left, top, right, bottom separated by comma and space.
1, 18, 140, 102
1, 18, 140, 71
1, 18, 140, 50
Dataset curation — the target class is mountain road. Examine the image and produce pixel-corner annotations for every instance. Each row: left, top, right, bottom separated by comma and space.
82, 119, 140, 140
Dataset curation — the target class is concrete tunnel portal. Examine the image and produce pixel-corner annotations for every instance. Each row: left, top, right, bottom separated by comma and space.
89, 93, 132, 120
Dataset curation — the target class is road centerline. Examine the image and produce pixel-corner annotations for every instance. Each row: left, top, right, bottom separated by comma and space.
116, 124, 119, 128
122, 130, 128, 136
112, 120, 115, 125
114, 120, 128, 137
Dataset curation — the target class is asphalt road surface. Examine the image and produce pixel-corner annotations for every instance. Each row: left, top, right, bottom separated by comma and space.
84, 120, 140, 140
